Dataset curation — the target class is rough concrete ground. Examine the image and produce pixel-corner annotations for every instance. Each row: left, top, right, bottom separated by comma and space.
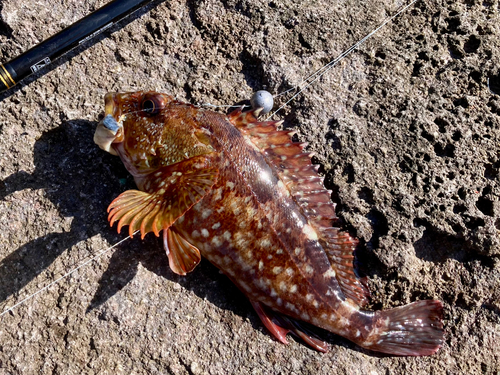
0, 0, 499, 373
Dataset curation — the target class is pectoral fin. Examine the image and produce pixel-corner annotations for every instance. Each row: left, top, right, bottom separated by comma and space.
107, 154, 219, 238
163, 226, 201, 275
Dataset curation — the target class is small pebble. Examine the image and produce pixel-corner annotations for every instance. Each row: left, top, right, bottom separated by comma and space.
250, 90, 274, 114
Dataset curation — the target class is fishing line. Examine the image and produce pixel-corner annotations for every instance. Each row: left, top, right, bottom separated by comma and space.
194, 0, 418, 116
0, 231, 138, 318
267, 0, 419, 119
1, 0, 418, 317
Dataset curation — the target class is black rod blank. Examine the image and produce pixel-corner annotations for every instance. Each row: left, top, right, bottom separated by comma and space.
0, 0, 153, 93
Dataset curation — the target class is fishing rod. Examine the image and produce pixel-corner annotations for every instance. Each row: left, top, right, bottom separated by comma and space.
0, 0, 154, 93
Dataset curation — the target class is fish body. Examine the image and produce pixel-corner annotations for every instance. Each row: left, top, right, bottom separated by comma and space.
94, 91, 444, 356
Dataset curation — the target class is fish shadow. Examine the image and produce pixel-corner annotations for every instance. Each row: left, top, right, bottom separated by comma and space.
0, 120, 402, 356
0, 120, 266, 331
0, 120, 130, 305
0, 119, 352, 356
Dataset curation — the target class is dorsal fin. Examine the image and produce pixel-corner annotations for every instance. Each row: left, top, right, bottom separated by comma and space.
228, 108, 370, 306
318, 227, 370, 306
228, 108, 338, 226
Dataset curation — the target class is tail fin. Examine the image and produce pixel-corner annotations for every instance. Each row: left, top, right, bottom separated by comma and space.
366, 300, 444, 356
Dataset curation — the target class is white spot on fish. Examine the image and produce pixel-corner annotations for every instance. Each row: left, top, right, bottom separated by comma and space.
324, 268, 336, 278
229, 200, 242, 215
285, 268, 294, 277
234, 232, 247, 247
289, 284, 297, 293
213, 187, 223, 201
258, 260, 264, 271
294, 247, 302, 256
278, 281, 287, 292
339, 316, 349, 327
305, 264, 314, 275
277, 180, 290, 197
273, 266, 283, 275
223, 231, 231, 241
285, 303, 299, 314
201, 209, 212, 219
260, 238, 271, 249
302, 224, 318, 241
246, 206, 256, 216
211, 236, 222, 247
212, 222, 221, 230
226, 181, 235, 190
192, 230, 200, 238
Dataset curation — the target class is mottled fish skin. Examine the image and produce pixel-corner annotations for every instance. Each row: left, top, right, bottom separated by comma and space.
94, 91, 444, 356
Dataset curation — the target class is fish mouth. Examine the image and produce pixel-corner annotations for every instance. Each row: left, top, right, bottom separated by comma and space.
94, 93, 123, 156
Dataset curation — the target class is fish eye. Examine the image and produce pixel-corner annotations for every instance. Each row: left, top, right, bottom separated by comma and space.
141, 95, 163, 116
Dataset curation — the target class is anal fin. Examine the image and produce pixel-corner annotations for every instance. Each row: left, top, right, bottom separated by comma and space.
251, 301, 330, 352
251, 301, 289, 345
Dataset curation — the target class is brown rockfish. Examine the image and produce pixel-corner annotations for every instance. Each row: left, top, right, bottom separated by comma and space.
94, 91, 444, 356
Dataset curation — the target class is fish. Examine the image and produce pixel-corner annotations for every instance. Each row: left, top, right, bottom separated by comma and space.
94, 91, 444, 356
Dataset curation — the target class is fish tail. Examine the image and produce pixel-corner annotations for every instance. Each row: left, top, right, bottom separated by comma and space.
362, 300, 444, 356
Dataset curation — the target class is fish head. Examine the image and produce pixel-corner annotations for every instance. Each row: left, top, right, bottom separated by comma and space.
94, 91, 216, 176
94, 91, 173, 156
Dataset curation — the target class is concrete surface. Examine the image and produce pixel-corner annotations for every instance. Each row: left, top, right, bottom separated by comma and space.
0, 0, 499, 373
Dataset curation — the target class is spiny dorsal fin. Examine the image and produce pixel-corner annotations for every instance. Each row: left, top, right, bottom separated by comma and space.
107, 154, 219, 238
228, 108, 338, 226
229, 108, 370, 306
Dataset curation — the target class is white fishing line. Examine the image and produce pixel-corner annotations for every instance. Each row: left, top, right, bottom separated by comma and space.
1, 0, 418, 317
200, 103, 251, 109
267, 0, 419, 119
0, 232, 137, 318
